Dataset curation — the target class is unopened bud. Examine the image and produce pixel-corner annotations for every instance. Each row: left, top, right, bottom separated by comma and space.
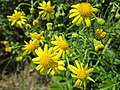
46, 23, 53, 30
97, 17, 105, 25
115, 13, 120, 19
72, 33, 78, 38
30, 8, 35, 14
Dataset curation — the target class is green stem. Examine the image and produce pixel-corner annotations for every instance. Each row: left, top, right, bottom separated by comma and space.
33, 1, 39, 6
102, 38, 112, 54
17, 3, 31, 7
103, 4, 111, 19
31, 0, 33, 8
67, 24, 75, 31
94, 57, 101, 67
82, 49, 88, 62
94, 38, 112, 67
79, 26, 86, 34
66, 55, 69, 65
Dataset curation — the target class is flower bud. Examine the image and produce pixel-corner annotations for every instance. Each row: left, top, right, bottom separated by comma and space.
96, 17, 105, 25
46, 22, 53, 30
72, 33, 78, 38
115, 12, 120, 19
25, 23, 31, 30
30, 8, 35, 14
55, 12, 61, 18
94, 39, 104, 52
61, 12, 65, 16
57, 24, 64, 27
33, 19, 39, 26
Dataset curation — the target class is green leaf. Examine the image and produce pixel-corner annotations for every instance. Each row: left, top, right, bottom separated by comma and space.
48, 85, 63, 90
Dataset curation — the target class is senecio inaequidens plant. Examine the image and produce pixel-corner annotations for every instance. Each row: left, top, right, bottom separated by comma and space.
5, 0, 114, 90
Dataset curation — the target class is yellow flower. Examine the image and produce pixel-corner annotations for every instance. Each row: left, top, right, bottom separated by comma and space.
32, 44, 66, 75
25, 23, 31, 30
22, 40, 39, 54
16, 56, 23, 61
1, 41, 9, 46
68, 60, 95, 89
69, 2, 98, 27
95, 29, 106, 40
38, 1, 55, 21
30, 31, 46, 45
33, 19, 39, 26
7, 10, 26, 27
51, 36, 70, 59
5, 46, 12, 52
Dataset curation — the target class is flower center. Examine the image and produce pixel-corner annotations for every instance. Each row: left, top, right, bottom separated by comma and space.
40, 55, 52, 67
36, 35, 41, 40
77, 70, 87, 80
28, 43, 36, 51
78, 3, 92, 17
45, 5, 52, 13
14, 14, 21, 21
60, 41, 68, 49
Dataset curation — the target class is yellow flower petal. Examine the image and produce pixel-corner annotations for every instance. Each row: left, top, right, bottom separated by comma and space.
85, 64, 88, 70
32, 57, 40, 62
92, 8, 99, 12
69, 12, 79, 18
36, 65, 42, 70
71, 74, 77, 78
84, 81, 86, 90
86, 68, 94, 74
50, 70, 55, 76
35, 47, 43, 57
72, 15, 80, 23
68, 65, 78, 74
76, 16, 83, 26
44, 44, 48, 54
75, 60, 80, 69
58, 66, 66, 70
69, 9, 77, 13
73, 79, 82, 88
85, 17, 91, 27
87, 76, 95, 83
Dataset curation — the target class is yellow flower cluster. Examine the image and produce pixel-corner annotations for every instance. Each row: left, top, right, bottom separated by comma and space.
30, 31, 46, 45
31, 35, 70, 75
1, 41, 12, 52
6, 1, 104, 89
